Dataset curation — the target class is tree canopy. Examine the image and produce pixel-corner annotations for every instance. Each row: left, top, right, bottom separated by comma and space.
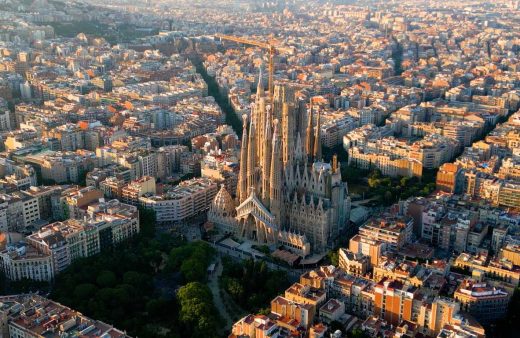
49, 207, 219, 338
220, 257, 290, 313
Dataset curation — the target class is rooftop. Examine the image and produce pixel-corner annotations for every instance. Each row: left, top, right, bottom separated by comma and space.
0, 294, 130, 338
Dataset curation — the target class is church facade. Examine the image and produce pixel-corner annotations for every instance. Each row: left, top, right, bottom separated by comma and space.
208, 77, 351, 256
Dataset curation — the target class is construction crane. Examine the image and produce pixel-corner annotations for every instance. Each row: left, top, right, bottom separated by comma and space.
215, 34, 277, 100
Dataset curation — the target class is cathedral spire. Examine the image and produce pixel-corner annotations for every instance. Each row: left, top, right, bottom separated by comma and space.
237, 115, 249, 203
305, 101, 314, 161
313, 108, 322, 161
270, 119, 282, 224
256, 67, 266, 162
282, 102, 294, 167
256, 66, 264, 98
295, 132, 304, 164
261, 106, 272, 206
247, 118, 257, 193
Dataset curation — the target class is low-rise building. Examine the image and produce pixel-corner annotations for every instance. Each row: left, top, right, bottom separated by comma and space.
284, 283, 327, 322
338, 248, 370, 276
454, 280, 511, 324
349, 234, 385, 266
271, 295, 314, 328
319, 299, 345, 323
230, 314, 281, 338
454, 252, 520, 285
500, 244, 520, 266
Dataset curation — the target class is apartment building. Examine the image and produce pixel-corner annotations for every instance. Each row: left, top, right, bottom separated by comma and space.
420, 297, 460, 336
373, 258, 436, 287
139, 177, 217, 223
271, 295, 314, 328
43, 123, 84, 151
0, 192, 40, 232
284, 283, 327, 322
86, 199, 140, 245
57, 186, 104, 220
319, 299, 345, 324
343, 124, 384, 151
436, 163, 464, 193
320, 115, 358, 148
408, 135, 458, 169
358, 216, 413, 251
0, 294, 130, 337
99, 176, 126, 199
121, 176, 156, 205
230, 314, 281, 338
1, 200, 138, 281
348, 146, 423, 178
454, 280, 511, 324
454, 252, 520, 285
499, 182, 520, 209
24, 150, 98, 184
156, 144, 190, 179
338, 248, 370, 277
25, 219, 100, 274
373, 278, 417, 327
21, 185, 65, 221
500, 244, 520, 265
0, 242, 53, 281
349, 234, 385, 266
0, 158, 37, 190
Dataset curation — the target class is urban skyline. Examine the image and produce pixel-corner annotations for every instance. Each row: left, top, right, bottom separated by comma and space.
0, 0, 518, 338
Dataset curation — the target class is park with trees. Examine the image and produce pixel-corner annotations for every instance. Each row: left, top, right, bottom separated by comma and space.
49, 208, 221, 338
220, 256, 290, 315
342, 165, 437, 205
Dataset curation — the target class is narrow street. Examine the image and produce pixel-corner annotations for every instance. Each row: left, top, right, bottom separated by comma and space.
391, 36, 404, 76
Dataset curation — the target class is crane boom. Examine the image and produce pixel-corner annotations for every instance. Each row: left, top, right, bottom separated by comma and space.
215, 34, 271, 50
215, 34, 276, 100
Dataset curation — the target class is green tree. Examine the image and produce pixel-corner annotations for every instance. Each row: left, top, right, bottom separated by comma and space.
146, 298, 168, 317
328, 250, 339, 266
167, 241, 214, 282
181, 258, 206, 282
49, 223, 215, 337
221, 258, 290, 313
384, 190, 393, 201
226, 278, 244, 299
138, 207, 157, 238
177, 282, 219, 338
122, 271, 141, 286
73, 283, 97, 300
348, 328, 370, 338
96, 270, 117, 288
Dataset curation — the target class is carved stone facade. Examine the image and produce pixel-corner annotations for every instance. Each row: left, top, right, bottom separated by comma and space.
209, 79, 351, 255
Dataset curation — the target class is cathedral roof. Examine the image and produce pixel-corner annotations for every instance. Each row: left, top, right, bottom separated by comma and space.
212, 184, 235, 214
238, 188, 272, 215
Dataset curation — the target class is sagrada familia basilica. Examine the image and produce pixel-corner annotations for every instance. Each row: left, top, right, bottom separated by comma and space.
209, 73, 351, 256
